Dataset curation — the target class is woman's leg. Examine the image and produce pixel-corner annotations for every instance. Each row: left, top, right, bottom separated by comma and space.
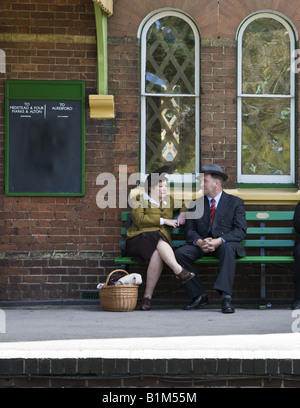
156, 239, 183, 275
143, 249, 164, 299
143, 239, 185, 299
142, 239, 194, 304
156, 239, 195, 285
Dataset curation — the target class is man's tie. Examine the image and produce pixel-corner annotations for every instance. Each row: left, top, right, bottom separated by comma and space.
210, 198, 216, 226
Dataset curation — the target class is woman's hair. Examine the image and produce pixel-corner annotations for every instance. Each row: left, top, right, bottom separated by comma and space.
145, 166, 169, 194
145, 173, 168, 194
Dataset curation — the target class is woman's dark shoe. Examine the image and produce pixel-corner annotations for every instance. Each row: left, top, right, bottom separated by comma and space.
176, 269, 195, 284
140, 297, 151, 311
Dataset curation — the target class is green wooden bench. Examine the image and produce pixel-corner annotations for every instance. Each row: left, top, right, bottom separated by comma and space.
115, 210, 295, 301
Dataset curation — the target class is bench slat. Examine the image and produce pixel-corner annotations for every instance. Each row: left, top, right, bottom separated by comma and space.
121, 210, 295, 221
242, 239, 294, 247
115, 255, 294, 265
245, 211, 294, 221
246, 227, 295, 234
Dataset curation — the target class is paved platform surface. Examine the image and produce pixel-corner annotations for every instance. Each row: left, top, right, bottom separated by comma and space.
0, 304, 300, 360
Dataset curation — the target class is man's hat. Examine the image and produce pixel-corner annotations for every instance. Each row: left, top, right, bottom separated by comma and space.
197, 164, 228, 181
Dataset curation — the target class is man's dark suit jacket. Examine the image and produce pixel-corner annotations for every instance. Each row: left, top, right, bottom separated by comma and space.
185, 191, 247, 258
294, 202, 300, 246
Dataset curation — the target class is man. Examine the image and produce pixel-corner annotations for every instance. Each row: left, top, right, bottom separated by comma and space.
291, 202, 300, 310
175, 164, 247, 313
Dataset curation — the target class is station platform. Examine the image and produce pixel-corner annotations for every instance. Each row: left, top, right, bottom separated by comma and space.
0, 301, 300, 388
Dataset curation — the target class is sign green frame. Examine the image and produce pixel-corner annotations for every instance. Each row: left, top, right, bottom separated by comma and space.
5, 80, 85, 196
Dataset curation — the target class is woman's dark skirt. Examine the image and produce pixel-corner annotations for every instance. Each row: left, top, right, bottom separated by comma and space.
126, 231, 171, 263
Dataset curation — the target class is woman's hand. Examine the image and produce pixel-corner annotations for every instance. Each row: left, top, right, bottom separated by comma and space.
163, 219, 179, 228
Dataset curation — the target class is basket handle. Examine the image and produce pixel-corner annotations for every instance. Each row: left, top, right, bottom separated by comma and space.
104, 269, 128, 286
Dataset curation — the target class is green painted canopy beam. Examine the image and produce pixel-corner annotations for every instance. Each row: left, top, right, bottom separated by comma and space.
89, 2, 114, 119
94, 2, 108, 95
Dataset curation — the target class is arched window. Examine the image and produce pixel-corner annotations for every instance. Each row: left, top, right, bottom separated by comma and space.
237, 12, 297, 185
138, 10, 200, 182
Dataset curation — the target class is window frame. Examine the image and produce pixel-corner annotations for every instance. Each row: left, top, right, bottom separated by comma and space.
236, 11, 297, 186
138, 9, 201, 183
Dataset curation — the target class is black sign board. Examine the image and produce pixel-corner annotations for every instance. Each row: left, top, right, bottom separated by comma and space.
5, 80, 85, 196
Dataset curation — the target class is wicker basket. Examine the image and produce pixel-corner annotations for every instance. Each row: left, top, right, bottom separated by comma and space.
99, 269, 139, 312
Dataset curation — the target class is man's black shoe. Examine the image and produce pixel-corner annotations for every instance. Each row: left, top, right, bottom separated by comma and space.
290, 298, 300, 310
183, 294, 208, 310
221, 298, 235, 313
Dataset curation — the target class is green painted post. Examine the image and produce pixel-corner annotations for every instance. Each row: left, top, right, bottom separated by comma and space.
94, 3, 108, 95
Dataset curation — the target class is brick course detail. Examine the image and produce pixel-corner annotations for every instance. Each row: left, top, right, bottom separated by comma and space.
0, 357, 299, 388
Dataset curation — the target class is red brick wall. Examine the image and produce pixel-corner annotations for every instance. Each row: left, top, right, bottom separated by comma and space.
0, 0, 298, 303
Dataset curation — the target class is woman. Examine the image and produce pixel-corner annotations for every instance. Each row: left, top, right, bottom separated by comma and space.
126, 168, 195, 310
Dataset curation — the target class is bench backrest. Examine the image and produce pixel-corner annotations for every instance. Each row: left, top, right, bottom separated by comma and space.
243, 211, 295, 249
120, 210, 295, 250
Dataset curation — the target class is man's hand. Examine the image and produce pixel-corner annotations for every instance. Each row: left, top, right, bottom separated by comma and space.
177, 212, 186, 226
196, 237, 223, 252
